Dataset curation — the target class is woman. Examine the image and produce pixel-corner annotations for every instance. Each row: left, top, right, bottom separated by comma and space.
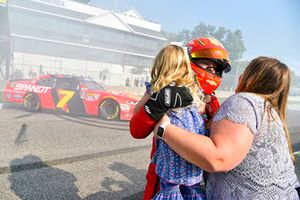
154, 56, 300, 199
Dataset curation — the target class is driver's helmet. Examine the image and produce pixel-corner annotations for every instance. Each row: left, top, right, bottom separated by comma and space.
187, 37, 231, 95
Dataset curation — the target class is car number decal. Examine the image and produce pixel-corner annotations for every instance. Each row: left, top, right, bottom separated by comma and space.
56, 90, 75, 109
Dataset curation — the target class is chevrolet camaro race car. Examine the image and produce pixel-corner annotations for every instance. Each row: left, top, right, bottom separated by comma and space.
3, 74, 139, 120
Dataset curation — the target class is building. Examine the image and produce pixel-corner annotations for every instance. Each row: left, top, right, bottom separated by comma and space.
0, 0, 10, 79
1, 0, 167, 85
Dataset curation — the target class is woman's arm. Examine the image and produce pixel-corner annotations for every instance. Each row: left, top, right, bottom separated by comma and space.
156, 117, 254, 172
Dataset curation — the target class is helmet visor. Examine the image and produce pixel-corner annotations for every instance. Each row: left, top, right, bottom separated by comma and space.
209, 58, 231, 74
190, 57, 231, 78
190, 48, 230, 61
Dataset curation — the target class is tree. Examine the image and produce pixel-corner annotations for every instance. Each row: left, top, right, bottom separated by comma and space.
212, 26, 227, 42
223, 29, 246, 60
162, 22, 246, 61
177, 29, 191, 44
161, 31, 181, 43
162, 22, 247, 90
190, 22, 209, 40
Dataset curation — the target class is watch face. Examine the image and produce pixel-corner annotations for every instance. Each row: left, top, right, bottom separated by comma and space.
157, 126, 164, 138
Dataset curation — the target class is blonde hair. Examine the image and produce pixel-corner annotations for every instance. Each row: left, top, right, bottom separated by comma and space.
236, 56, 294, 162
150, 44, 202, 107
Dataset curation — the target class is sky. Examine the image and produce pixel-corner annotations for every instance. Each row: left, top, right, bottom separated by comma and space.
91, 0, 300, 76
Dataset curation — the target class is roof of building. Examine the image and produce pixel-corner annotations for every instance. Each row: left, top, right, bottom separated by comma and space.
20, 0, 166, 40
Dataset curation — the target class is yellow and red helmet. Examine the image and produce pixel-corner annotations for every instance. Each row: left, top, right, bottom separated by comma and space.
187, 37, 231, 95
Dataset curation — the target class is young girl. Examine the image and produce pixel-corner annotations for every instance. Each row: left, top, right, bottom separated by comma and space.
135, 44, 208, 200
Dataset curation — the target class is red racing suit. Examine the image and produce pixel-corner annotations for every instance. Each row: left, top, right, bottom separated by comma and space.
129, 95, 220, 200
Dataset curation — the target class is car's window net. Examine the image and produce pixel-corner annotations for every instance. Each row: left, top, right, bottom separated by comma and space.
80, 80, 104, 90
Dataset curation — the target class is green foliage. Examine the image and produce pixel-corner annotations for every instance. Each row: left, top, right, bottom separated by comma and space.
162, 22, 248, 90
223, 30, 246, 60
163, 21, 246, 61
177, 29, 191, 44
161, 31, 182, 43
162, 21, 250, 91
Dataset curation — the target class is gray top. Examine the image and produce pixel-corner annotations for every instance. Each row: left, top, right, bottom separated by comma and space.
207, 92, 299, 200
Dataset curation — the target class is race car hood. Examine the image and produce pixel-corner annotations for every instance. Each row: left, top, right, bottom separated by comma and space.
106, 90, 139, 101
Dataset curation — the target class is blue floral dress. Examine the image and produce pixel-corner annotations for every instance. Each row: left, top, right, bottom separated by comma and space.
152, 104, 207, 200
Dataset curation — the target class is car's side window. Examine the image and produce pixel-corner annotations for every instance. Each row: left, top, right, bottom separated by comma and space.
37, 77, 55, 88
55, 78, 79, 91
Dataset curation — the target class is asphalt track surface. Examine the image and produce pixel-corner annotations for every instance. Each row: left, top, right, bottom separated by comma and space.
0, 104, 151, 199
0, 103, 299, 200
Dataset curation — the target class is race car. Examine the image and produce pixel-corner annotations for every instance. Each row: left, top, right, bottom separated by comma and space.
3, 74, 139, 120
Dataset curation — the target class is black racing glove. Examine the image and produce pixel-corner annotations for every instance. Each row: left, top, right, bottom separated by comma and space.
144, 83, 193, 121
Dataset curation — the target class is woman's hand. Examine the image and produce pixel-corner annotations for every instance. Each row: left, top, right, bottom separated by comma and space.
153, 114, 170, 139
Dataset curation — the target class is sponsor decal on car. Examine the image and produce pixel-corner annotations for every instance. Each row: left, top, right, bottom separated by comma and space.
84, 93, 100, 101
14, 83, 50, 94
120, 104, 130, 111
94, 94, 100, 100
3, 74, 138, 120
13, 94, 22, 99
85, 95, 95, 101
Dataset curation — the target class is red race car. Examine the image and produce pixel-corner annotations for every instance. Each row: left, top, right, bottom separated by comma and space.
3, 74, 139, 120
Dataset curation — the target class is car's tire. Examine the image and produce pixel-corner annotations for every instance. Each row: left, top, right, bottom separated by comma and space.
99, 99, 120, 120
23, 93, 41, 112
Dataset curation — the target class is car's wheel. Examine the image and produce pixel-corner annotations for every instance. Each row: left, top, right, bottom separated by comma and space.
23, 93, 41, 112
99, 99, 120, 120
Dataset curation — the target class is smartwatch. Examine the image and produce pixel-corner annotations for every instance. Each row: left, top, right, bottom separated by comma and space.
156, 123, 169, 139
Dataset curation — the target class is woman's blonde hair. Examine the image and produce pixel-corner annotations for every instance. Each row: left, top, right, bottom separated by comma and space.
236, 56, 294, 161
